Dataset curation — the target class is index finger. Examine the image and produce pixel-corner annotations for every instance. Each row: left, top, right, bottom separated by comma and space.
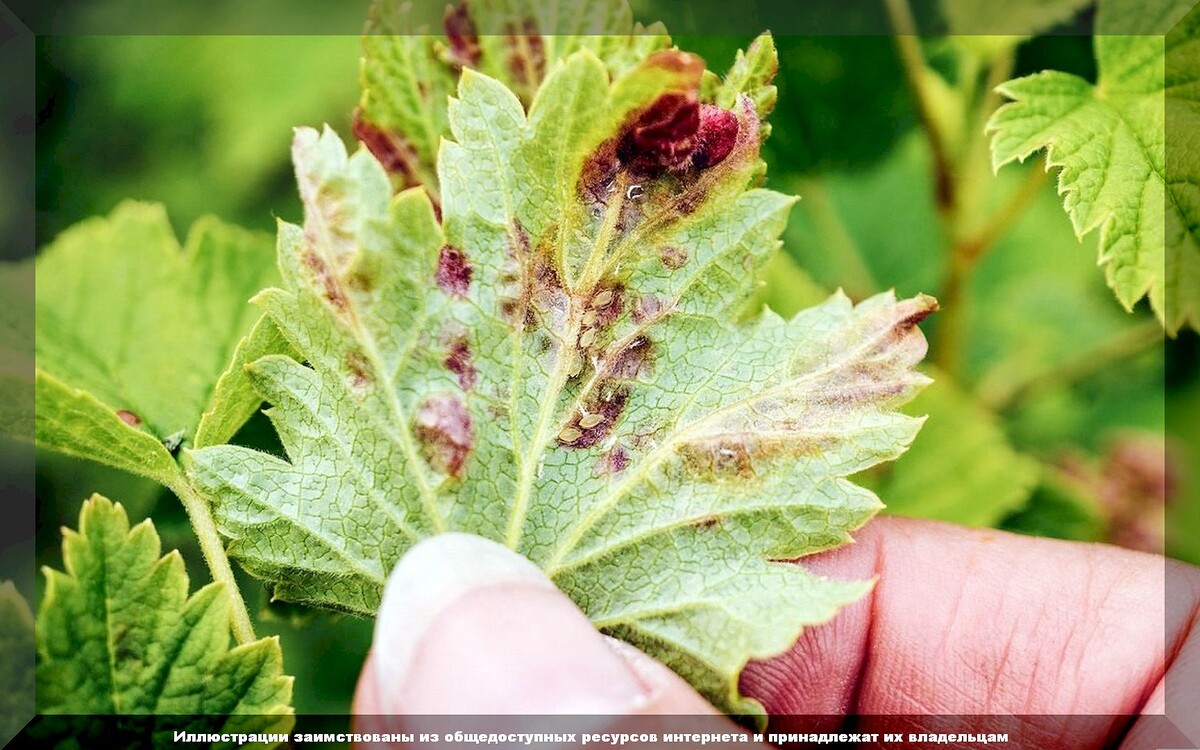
740, 517, 1199, 748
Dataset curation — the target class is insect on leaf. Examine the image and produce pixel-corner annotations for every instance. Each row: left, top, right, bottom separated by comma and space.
189, 40, 936, 715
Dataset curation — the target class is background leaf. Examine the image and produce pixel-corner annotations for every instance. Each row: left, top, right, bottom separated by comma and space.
941, 0, 1094, 37
0, 261, 34, 443
0, 582, 34, 747
35, 202, 282, 476
872, 366, 1040, 527
37, 34, 361, 241
987, 0, 1200, 332
37, 495, 293, 724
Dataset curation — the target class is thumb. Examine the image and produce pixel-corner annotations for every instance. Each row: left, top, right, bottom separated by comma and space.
354, 532, 720, 715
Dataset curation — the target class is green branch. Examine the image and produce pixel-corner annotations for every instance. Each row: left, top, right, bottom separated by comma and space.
982, 319, 1164, 412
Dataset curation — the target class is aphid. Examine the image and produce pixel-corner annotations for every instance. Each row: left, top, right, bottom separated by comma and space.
581, 310, 598, 327
162, 429, 186, 454
116, 409, 141, 427
579, 328, 597, 348
558, 426, 582, 444
593, 289, 615, 308
566, 350, 584, 378
579, 413, 604, 429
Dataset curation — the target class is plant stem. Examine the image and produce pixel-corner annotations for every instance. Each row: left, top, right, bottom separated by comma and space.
885, 13, 1057, 384
885, 0, 975, 376
984, 319, 1164, 412
884, 0, 957, 220
797, 177, 877, 300
958, 165, 1050, 263
167, 475, 257, 645
955, 45, 1016, 233
936, 163, 1049, 374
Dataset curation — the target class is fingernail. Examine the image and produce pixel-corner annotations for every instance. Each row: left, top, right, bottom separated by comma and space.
372, 532, 650, 714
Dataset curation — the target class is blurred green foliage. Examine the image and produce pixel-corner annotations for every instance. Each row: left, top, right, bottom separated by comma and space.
37, 35, 360, 240
34, 9, 1193, 715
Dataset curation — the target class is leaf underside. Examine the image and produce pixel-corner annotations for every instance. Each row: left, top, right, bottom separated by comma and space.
987, 0, 1200, 334
189, 40, 936, 716
37, 495, 293, 726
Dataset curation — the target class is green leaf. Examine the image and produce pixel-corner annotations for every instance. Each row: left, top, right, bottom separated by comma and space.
189, 49, 935, 715
875, 367, 1039, 527
713, 33, 778, 137
0, 582, 34, 746
35, 202, 282, 481
987, 0, 1200, 333
35, 371, 180, 485
37, 495, 293, 722
357, 0, 669, 200
39, 35, 361, 241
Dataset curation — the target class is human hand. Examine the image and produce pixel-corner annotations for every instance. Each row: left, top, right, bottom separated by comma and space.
354, 518, 1199, 748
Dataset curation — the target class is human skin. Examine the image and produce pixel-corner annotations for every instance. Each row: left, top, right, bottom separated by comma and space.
353, 518, 1200, 749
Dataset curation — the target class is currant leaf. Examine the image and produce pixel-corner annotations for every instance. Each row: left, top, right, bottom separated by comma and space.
987, 0, 1200, 333
37, 496, 293, 724
189, 45, 935, 715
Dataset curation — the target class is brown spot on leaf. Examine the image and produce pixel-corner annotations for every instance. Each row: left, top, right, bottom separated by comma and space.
595, 445, 630, 476
561, 336, 657, 451
660, 245, 688, 269
345, 349, 372, 393
900, 294, 939, 329
644, 49, 706, 78
346, 269, 374, 294
605, 336, 654, 380
415, 393, 474, 478
499, 298, 523, 324
524, 230, 570, 330
443, 1, 481, 70
116, 410, 141, 427
303, 251, 349, 312
353, 108, 421, 189
576, 52, 713, 196
587, 282, 625, 330
436, 245, 473, 298
444, 336, 477, 391
617, 90, 701, 174
679, 440, 757, 480
632, 294, 671, 325
498, 223, 528, 317
579, 139, 620, 207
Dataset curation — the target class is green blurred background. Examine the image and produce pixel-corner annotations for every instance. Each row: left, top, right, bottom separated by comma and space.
35, 7, 1198, 716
